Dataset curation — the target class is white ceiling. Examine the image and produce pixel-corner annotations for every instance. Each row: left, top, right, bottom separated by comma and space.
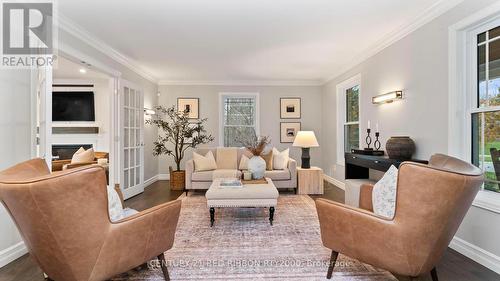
58, 0, 447, 84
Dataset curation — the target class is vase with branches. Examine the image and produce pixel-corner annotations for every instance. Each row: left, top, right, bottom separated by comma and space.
147, 105, 214, 189
235, 130, 271, 179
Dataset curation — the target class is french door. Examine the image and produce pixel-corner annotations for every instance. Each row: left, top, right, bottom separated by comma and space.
31, 66, 52, 167
120, 80, 144, 199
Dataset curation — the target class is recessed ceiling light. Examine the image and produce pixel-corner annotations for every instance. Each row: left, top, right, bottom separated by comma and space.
79, 68, 87, 74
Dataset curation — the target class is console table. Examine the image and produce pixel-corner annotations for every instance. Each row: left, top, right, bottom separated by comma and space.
345, 152, 428, 179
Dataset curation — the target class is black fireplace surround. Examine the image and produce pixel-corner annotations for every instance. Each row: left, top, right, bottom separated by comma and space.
52, 144, 92, 160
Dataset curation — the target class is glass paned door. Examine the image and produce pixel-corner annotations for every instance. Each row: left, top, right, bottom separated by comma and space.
121, 80, 144, 199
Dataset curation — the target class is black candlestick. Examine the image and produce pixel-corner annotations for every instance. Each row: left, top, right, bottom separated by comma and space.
374, 132, 381, 150
365, 128, 373, 150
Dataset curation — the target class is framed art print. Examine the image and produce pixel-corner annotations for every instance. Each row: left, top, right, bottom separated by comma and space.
280, 122, 301, 143
280, 98, 301, 119
177, 98, 199, 119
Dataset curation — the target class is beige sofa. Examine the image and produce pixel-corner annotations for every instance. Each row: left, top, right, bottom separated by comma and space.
185, 147, 297, 191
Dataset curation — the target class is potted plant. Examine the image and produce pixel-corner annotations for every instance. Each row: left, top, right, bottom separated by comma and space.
147, 105, 214, 190
236, 131, 270, 179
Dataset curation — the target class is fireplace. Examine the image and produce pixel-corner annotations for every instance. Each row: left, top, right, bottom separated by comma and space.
52, 144, 92, 160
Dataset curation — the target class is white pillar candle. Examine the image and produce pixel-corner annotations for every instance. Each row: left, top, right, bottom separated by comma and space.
376, 123, 379, 132
367, 120, 371, 129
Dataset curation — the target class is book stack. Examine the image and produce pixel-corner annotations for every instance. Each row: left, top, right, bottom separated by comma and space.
219, 178, 243, 188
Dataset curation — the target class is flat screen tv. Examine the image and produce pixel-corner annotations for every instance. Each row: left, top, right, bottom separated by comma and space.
52, 92, 95, 121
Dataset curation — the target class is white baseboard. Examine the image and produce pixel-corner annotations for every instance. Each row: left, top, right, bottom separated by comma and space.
0, 241, 27, 268
323, 175, 345, 190
144, 175, 159, 188
158, 173, 170, 180
449, 236, 500, 274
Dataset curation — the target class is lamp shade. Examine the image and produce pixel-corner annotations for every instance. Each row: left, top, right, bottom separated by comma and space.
293, 131, 319, 148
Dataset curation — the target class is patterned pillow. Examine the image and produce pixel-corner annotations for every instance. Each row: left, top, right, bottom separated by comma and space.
372, 165, 398, 219
106, 185, 124, 222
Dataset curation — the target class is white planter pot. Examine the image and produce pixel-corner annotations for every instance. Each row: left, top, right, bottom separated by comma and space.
248, 156, 266, 179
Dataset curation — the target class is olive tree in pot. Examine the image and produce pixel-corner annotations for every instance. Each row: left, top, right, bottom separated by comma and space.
147, 105, 214, 190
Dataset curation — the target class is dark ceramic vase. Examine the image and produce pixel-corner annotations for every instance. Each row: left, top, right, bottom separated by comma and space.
386, 136, 415, 160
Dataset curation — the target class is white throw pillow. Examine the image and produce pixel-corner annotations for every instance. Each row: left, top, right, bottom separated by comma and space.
106, 185, 124, 222
239, 155, 249, 170
193, 151, 218, 172
372, 165, 398, 219
272, 148, 289, 170
71, 147, 95, 164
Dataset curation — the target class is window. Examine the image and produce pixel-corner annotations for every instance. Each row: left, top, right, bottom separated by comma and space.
472, 26, 500, 193
345, 85, 360, 152
336, 75, 361, 165
220, 93, 259, 147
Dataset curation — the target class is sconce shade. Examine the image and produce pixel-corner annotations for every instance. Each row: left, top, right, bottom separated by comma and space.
293, 131, 319, 148
144, 108, 156, 115
372, 91, 403, 104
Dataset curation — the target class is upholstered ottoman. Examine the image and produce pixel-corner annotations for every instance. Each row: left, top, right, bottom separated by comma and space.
205, 178, 279, 226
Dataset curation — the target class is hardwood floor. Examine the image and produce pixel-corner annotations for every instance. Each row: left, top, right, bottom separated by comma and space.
0, 181, 498, 281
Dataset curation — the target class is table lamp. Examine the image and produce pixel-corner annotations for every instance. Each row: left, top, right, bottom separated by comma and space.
292, 131, 319, 169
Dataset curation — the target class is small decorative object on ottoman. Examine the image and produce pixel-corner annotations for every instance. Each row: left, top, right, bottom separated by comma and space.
386, 136, 415, 160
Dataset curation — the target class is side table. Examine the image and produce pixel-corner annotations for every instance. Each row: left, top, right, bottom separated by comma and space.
297, 166, 324, 195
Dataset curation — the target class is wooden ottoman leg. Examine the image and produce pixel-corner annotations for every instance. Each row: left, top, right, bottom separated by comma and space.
269, 207, 275, 225
210, 207, 215, 227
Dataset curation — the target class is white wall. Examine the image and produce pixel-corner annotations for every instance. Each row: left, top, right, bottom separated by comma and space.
321, 0, 500, 271
0, 69, 33, 266
157, 85, 323, 174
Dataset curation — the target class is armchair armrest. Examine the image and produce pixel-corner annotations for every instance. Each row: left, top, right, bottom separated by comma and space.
109, 200, 182, 260
315, 198, 395, 264
359, 183, 374, 211
288, 158, 297, 187
63, 161, 98, 170
185, 159, 194, 190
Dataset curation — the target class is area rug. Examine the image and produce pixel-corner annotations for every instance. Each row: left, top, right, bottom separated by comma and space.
113, 194, 396, 280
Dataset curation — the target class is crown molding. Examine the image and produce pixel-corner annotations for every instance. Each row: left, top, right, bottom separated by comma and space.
158, 79, 323, 86
321, 0, 465, 85
56, 15, 158, 84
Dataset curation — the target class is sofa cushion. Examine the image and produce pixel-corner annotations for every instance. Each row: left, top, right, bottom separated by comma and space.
239, 155, 249, 170
193, 151, 217, 172
216, 148, 238, 169
213, 169, 241, 180
261, 151, 273, 170
71, 147, 95, 164
193, 169, 242, 181
192, 170, 214, 182
273, 148, 289, 170
264, 169, 291, 181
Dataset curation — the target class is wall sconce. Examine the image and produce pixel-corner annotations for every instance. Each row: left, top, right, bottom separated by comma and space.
372, 91, 403, 104
144, 108, 156, 115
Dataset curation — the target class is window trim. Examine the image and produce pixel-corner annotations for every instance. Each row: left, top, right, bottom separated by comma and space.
449, 7, 500, 213
218, 92, 260, 147
336, 74, 361, 166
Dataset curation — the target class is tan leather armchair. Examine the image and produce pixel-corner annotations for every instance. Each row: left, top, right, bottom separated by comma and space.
316, 154, 484, 281
0, 158, 181, 281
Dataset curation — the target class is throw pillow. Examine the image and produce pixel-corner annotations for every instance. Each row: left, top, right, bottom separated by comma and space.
193, 151, 217, 172
239, 155, 249, 170
71, 147, 95, 164
261, 151, 273, 171
216, 148, 238, 169
106, 185, 124, 222
272, 148, 289, 170
372, 165, 398, 219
